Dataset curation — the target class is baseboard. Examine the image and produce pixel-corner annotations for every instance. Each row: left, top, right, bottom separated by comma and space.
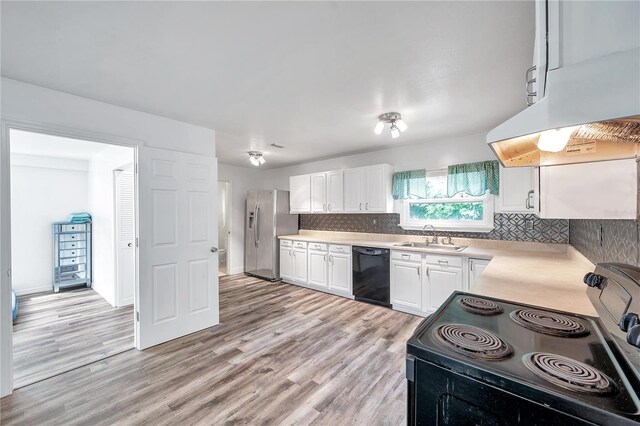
117, 298, 134, 307
13, 285, 53, 296
229, 266, 245, 275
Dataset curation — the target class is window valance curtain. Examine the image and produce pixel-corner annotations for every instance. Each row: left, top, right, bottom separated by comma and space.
447, 160, 500, 197
392, 169, 427, 200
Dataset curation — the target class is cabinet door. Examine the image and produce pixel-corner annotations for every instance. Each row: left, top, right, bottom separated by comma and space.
293, 248, 308, 284
328, 254, 351, 294
308, 250, 328, 288
468, 258, 490, 289
529, 0, 548, 104
498, 166, 535, 213
327, 171, 344, 213
344, 168, 366, 212
390, 260, 422, 311
365, 165, 386, 212
280, 247, 293, 281
425, 266, 463, 312
311, 173, 327, 213
289, 175, 311, 213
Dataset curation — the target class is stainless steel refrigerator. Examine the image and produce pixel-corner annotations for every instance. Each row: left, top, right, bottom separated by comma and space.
245, 190, 299, 280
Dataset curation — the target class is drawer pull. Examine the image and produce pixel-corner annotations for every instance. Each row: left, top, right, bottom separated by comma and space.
402, 254, 410, 259
438, 260, 449, 265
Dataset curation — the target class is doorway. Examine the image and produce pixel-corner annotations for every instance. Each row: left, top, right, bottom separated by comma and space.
8, 129, 136, 388
218, 181, 231, 276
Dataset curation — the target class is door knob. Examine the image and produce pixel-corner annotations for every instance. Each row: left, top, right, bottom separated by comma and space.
211, 247, 219, 253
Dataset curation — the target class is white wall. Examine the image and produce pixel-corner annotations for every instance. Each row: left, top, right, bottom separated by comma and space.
9, 154, 89, 295
260, 132, 495, 190
1, 78, 217, 397
217, 163, 264, 275
88, 145, 135, 307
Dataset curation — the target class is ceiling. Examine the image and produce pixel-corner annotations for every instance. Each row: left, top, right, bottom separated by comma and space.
10, 129, 109, 160
1, 1, 534, 169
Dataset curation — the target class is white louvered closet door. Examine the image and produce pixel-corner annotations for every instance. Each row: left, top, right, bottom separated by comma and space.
115, 169, 135, 307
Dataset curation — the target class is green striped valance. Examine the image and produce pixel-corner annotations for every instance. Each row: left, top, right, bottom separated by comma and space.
392, 169, 427, 200
447, 160, 500, 197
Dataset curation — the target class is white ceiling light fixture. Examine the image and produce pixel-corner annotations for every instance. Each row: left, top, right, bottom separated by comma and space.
374, 112, 407, 138
536, 126, 579, 152
248, 151, 265, 166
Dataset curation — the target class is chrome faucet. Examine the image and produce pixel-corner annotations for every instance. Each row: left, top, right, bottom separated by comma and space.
422, 224, 438, 245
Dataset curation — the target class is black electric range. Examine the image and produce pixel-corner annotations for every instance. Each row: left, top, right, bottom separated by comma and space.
406, 263, 640, 425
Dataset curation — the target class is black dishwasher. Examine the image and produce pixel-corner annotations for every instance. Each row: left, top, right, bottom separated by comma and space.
352, 246, 390, 307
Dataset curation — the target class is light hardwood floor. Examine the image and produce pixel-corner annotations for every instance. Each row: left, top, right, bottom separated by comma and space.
12, 288, 134, 388
2, 274, 422, 425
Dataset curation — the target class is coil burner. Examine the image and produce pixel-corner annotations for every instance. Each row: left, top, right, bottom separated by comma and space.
511, 309, 589, 338
433, 323, 513, 361
523, 352, 614, 394
457, 297, 504, 316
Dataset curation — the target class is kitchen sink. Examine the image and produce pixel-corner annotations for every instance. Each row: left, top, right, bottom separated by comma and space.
393, 242, 467, 252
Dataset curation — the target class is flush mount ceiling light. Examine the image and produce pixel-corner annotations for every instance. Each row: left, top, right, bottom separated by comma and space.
374, 112, 408, 139
248, 151, 265, 166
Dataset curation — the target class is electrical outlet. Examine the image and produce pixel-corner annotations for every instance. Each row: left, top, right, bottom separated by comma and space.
525, 220, 534, 230
372, 219, 377, 225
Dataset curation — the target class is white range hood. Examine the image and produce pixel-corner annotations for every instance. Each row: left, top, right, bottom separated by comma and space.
487, 47, 640, 167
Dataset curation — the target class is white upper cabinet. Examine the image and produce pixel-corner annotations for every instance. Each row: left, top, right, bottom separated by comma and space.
291, 164, 392, 214
311, 173, 328, 213
289, 174, 311, 213
344, 167, 367, 212
527, 0, 549, 105
539, 158, 638, 219
497, 166, 539, 214
327, 171, 344, 213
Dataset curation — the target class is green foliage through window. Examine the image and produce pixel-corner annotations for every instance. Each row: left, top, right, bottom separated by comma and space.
409, 202, 484, 221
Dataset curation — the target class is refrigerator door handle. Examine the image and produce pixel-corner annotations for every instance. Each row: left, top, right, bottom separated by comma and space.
253, 204, 260, 247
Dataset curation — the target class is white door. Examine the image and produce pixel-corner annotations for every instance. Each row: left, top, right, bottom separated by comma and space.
115, 169, 135, 307
311, 173, 327, 213
293, 248, 308, 284
344, 168, 366, 212
498, 166, 535, 213
365, 165, 385, 212
328, 254, 351, 294
289, 175, 311, 213
308, 250, 328, 288
279, 247, 293, 281
327, 171, 344, 213
425, 266, 463, 312
390, 260, 422, 310
138, 147, 219, 350
468, 258, 490, 289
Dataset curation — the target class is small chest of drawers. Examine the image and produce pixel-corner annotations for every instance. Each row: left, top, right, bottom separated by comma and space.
52, 222, 92, 292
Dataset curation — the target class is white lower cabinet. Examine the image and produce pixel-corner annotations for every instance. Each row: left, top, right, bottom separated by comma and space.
308, 249, 329, 288
468, 258, 490, 289
280, 240, 352, 299
390, 251, 464, 316
328, 252, 352, 295
390, 258, 422, 312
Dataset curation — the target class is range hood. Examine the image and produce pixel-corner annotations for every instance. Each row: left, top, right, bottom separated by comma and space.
487, 48, 640, 167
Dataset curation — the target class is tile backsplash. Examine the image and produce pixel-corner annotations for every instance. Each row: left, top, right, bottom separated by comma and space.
569, 219, 639, 266
299, 213, 569, 243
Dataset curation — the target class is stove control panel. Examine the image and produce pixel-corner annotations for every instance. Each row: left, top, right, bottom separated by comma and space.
620, 313, 640, 348
583, 272, 607, 289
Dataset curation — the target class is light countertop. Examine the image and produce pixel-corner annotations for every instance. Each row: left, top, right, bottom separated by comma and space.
279, 231, 597, 316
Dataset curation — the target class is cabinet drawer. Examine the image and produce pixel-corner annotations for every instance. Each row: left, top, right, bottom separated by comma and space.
293, 241, 307, 249
60, 241, 87, 249
61, 224, 87, 232
308, 242, 327, 251
60, 249, 87, 258
59, 233, 86, 242
60, 257, 86, 266
424, 254, 462, 268
280, 239, 293, 248
391, 251, 422, 263
329, 244, 350, 254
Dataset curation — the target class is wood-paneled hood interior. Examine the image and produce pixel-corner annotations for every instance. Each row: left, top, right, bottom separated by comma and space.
491, 115, 640, 167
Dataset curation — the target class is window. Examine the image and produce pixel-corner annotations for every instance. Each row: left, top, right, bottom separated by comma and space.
399, 169, 495, 232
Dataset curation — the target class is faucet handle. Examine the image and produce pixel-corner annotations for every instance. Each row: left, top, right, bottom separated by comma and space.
431, 235, 439, 244
445, 236, 453, 245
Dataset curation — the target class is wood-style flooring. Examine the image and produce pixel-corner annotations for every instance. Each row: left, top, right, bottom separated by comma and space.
12, 288, 134, 388
2, 274, 422, 425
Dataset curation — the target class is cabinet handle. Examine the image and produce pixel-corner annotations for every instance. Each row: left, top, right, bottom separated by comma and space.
359, 202, 363, 211
526, 190, 535, 209
438, 260, 449, 265
365, 203, 369, 210
329, 255, 334, 263
525, 65, 537, 106
402, 254, 410, 259
324, 254, 327, 262
323, 203, 326, 211
328, 203, 331, 211
417, 268, 420, 277
470, 260, 474, 272
425, 267, 429, 277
